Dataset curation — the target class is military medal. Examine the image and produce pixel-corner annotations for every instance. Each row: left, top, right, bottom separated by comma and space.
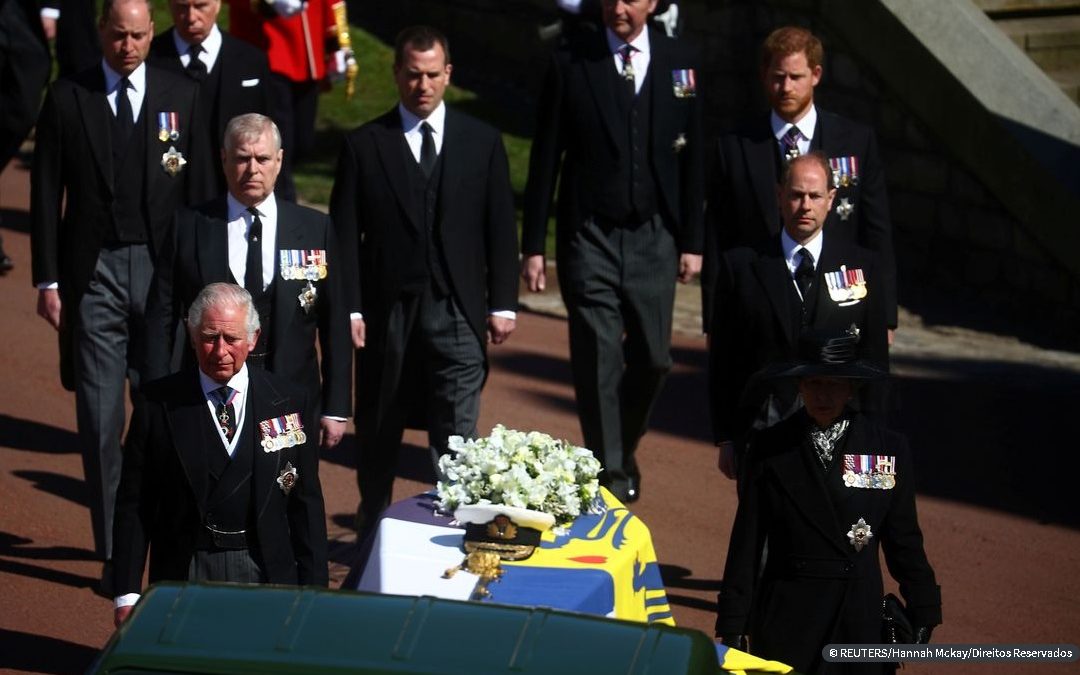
847, 517, 873, 551
826, 265, 868, 305
160, 146, 186, 177
672, 133, 687, 153
277, 462, 299, 495
279, 249, 328, 281
157, 111, 180, 142
671, 68, 696, 98
216, 388, 238, 438
258, 412, 305, 452
298, 281, 317, 313
842, 453, 897, 489
829, 155, 859, 187
835, 197, 854, 221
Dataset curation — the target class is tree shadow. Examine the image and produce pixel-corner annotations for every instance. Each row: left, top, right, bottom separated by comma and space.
321, 435, 437, 485
890, 355, 1080, 529
0, 414, 80, 454
0, 628, 100, 674
12, 470, 88, 507
0, 207, 30, 234
0, 531, 95, 561
0, 557, 97, 592
658, 564, 722, 592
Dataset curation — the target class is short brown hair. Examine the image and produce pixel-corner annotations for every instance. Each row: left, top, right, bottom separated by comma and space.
394, 25, 451, 67
761, 26, 824, 72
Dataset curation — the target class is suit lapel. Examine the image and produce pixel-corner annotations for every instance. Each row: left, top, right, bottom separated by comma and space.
769, 439, 852, 557
197, 198, 231, 286
151, 31, 185, 75
271, 202, 308, 346
249, 370, 288, 519
76, 68, 114, 192
373, 111, 421, 233
165, 373, 212, 515
752, 247, 799, 349
744, 117, 781, 235
581, 40, 621, 150
437, 109, 463, 235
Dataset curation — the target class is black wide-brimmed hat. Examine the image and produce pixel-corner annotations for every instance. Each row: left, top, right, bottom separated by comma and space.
752, 327, 888, 384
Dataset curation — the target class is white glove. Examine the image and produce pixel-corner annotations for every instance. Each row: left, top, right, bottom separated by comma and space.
270, 0, 304, 17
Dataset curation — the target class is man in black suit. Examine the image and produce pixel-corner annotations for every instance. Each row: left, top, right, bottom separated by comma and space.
145, 113, 351, 450
0, 0, 51, 273
149, 0, 271, 204
330, 25, 518, 530
709, 152, 887, 480
522, 0, 703, 503
702, 26, 896, 337
30, 0, 196, 587
113, 282, 328, 627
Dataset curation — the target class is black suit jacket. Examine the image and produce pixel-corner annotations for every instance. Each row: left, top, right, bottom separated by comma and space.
329, 106, 519, 344
522, 27, 704, 255
149, 29, 270, 204
144, 197, 352, 418
112, 367, 329, 594
30, 63, 197, 388
703, 109, 896, 328
716, 411, 940, 672
708, 235, 888, 444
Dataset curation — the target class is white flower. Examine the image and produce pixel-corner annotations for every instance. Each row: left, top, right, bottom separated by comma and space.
434, 425, 604, 526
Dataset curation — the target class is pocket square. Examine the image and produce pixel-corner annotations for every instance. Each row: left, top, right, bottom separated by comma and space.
241, 78, 260, 87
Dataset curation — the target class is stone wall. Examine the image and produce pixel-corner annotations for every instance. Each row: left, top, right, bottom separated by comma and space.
352, 0, 1080, 348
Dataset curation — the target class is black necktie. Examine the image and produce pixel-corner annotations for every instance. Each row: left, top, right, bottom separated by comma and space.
114, 77, 133, 142
419, 121, 436, 178
794, 248, 815, 302
186, 43, 207, 81
213, 386, 237, 442
245, 207, 263, 295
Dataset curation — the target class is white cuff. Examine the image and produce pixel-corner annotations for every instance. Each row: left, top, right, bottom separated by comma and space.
490, 310, 516, 320
115, 593, 140, 609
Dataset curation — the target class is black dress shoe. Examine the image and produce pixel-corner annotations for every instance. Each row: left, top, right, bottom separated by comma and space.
624, 476, 641, 503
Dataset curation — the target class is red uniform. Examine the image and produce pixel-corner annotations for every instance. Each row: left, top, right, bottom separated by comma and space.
228, 0, 336, 82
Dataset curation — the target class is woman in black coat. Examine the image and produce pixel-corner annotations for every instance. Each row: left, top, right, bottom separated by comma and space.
715, 333, 941, 674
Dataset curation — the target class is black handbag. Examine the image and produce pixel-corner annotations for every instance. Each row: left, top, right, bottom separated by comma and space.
881, 593, 914, 644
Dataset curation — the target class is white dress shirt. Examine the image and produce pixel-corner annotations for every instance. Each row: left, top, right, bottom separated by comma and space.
771, 104, 818, 159
173, 23, 223, 73
781, 228, 824, 301
226, 192, 277, 292
606, 26, 652, 95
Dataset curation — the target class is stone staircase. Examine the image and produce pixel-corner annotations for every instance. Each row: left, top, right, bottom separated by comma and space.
978, 0, 1080, 104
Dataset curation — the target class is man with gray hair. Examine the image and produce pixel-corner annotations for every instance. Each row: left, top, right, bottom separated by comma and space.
113, 282, 328, 626
145, 113, 351, 450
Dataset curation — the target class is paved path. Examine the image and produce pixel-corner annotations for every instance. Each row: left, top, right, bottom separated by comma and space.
1, 156, 1078, 674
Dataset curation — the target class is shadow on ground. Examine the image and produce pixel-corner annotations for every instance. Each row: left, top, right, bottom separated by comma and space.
0, 414, 80, 454
0, 628, 100, 674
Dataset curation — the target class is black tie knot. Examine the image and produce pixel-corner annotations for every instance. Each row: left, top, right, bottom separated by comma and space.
246, 208, 262, 242
186, 43, 207, 80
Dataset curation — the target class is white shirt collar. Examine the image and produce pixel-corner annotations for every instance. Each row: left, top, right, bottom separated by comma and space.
102, 59, 146, 94
398, 100, 446, 136
605, 25, 651, 57
227, 190, 278, 222
781, 228, 824, 272
770, 104, 818, 144
199, 362, 250, 399
172, 24, 222, 69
